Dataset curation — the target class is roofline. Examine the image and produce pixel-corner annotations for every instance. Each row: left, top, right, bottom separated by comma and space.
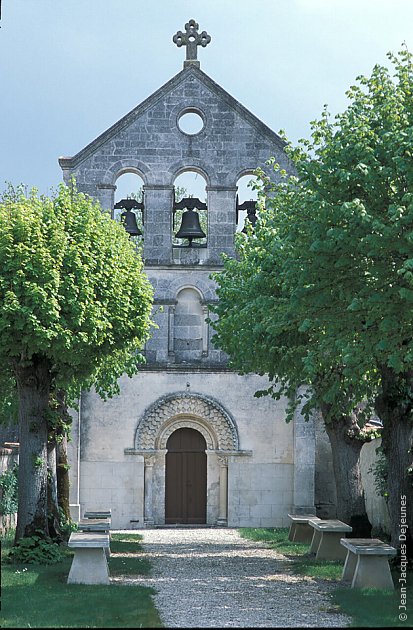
58, 66, 286, 171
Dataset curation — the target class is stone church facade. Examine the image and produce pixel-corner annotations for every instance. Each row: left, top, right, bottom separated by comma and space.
61, 21, 334, 529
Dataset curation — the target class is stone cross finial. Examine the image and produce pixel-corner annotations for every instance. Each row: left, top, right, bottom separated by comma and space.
173, 19, 211, 67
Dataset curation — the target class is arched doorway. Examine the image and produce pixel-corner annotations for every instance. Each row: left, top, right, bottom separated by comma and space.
165, 427, 207, 524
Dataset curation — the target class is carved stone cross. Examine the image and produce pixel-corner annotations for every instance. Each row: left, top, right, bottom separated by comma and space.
173, 19, 211, 67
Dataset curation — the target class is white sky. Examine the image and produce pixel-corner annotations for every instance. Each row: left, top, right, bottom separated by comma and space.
1, 0, 412, 198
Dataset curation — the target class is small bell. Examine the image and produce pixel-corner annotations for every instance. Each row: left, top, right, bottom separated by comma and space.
114, 198, 143, 237
241, 201, 258, 233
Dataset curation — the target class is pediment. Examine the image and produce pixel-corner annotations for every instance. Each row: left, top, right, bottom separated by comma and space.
59, 66, 285, 170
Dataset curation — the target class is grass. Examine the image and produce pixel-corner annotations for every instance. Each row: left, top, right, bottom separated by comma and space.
240, 527, 413, 627
1, 531, 163, 628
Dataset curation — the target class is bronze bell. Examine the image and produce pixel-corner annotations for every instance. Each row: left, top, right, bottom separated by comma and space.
120, 209, 142, 237
241, 201, 258, 233
175, 208, 206, 246
114, 198, 143, 237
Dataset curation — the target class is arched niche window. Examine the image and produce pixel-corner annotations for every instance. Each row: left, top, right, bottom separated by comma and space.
114, 171, 145, 239
236, 174, 258, 233
172, 287, 208, 363
172, 171, 208, 248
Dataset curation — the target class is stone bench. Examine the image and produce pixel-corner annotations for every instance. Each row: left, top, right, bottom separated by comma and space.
78, 518, 110, 533
287, 514, 321, 543
67, 532, 110, 585
78, 518, 111, 557
340, 538, 396, 589
83, 509, 112, 520
309, 519, 352, 560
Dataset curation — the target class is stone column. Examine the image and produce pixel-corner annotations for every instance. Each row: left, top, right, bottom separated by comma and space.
293, 386, 316, 514
217, 455, 228, 525
143, 184, 174, 265
143, 455, 156, 525
201, 304, 209, 356
97, 183, 117, 215
168, 305, 175, 358
206, 186, 237, 264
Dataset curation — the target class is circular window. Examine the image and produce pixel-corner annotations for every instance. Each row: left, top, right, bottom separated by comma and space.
178, 110, 205, 135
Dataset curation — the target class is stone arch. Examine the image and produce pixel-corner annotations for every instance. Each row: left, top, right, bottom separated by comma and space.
103, 160, 150, 186
135, 392, 239, 451
167, 159, 211, 187
167, 277, 216, 302
158, 417, 215, 450
173, 165, 210, 187
176, 284, 204, 300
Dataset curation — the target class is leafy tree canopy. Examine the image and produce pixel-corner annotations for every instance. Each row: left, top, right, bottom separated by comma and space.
0, 182, 154, 394
211, 47, 413, 422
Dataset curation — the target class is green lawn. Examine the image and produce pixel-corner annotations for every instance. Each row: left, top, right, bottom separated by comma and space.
240, 527, 412, 628
1, 532, 163, 628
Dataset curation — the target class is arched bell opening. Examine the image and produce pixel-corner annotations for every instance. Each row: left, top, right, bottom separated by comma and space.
114, 171, 145, 240
235, 173, 258, 234
172, 170, 208, 248
165, 427, 207, 524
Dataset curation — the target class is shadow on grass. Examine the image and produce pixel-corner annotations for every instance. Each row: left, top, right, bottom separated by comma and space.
332, 586, 410, 628
1, 531, 163, 628
240, 527, 413, 628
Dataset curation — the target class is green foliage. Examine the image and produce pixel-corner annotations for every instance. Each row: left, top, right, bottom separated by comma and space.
0, 181, 154, 395
58, 507, 78, 538
368, 445, 389, 497
7, 530, 66, 564
0, 465, 18, 516
0, 180, 155, 539
0, 375, 18, 425
211, 47, 413, 423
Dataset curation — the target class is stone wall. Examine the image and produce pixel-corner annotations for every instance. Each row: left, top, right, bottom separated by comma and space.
360, 437, 390, 535
69, 371, 307, 529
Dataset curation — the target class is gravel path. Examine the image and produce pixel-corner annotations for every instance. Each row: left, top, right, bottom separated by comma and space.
113, 527, 351, 628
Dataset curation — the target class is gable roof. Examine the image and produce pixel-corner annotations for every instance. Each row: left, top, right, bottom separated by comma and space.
59, 65, 286, 170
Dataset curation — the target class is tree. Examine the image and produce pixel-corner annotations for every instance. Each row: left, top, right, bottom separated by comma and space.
213, 48, 413, 554
287, 48, 413, 555
210, 180, 373, 535
0, 183, 154, 542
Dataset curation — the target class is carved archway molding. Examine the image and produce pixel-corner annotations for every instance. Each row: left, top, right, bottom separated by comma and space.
133, 392, 239, 451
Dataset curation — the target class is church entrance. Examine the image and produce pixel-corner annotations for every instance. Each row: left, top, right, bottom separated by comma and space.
165, 427, 207, 524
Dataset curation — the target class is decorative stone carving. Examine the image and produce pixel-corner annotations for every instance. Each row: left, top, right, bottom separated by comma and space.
135, 392, 239, 451
173, 19, 211, 64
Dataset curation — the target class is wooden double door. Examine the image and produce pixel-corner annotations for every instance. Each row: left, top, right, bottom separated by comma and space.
165, 428, 207, 524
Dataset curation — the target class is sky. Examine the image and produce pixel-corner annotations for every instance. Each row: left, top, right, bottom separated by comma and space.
1, 0, 413, 201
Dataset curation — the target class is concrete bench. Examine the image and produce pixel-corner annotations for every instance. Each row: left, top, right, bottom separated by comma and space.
83, 509, 112, 520
340, 538, 396, 589
78, 518, 110, 533
287, 514, 321, 543
309, 519, 352, 560
78, 518, 111, 557
67, 532, 110, 585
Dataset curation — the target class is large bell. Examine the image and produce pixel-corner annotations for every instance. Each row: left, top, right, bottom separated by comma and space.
114, 198, 143, 237
175, 208, 206, 246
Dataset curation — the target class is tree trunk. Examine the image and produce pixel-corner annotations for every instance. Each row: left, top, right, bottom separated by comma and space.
55, 389, 71, 522
321, 404, 372, 538
56, 434, 71, 521
13, 355, 52, 542
375, 366, 413, 558
47, 440, 64, 540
